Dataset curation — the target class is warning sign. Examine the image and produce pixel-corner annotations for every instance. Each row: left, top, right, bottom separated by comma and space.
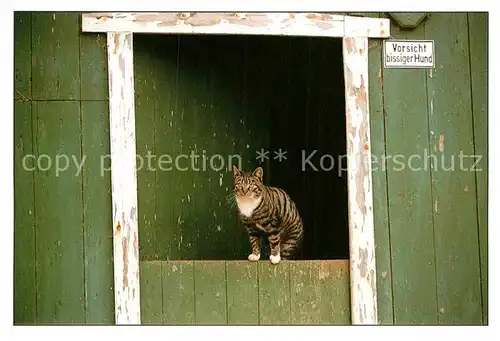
383, 40, 435, 68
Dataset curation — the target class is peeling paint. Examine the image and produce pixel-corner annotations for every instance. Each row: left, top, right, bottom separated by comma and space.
343, 36, 377, 325
107, 31, 141, 325
358, 247, 368, 277
122, 237, 128, 290
439, 134, 445, 152
85, 12, 390, 39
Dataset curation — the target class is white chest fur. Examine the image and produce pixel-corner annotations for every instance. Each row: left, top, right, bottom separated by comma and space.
236, 196, 262, 217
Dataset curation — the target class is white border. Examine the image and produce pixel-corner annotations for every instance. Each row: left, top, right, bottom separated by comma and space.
3, 1, 497, 341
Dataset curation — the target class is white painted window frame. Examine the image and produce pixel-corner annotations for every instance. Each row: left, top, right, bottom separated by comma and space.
81, 12, 391, 326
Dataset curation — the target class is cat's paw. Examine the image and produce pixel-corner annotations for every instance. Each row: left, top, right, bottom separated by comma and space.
269, 254, 281, 265
248, 253, 260, 261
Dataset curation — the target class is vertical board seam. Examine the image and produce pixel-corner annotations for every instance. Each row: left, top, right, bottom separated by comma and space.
192, 261, 197, 324
466, 13, 485, 325
160, 261, 164, 324
256, 261, 260, 325
152, 50, 157, 260
423, 19, 440, 325
288, 262, 292, 324
257, 261, 261, 325
29, 12, 39, 324
379, 38, 396, 325
224, 261, 229, 324
78, 13, 88, 323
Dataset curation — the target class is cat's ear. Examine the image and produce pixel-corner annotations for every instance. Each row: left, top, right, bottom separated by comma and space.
232, 165, 241, 177
252, 167, 263, 181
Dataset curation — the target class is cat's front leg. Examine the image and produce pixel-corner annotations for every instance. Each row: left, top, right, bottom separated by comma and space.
247, 231, 261, 261
268, 232, 281, 264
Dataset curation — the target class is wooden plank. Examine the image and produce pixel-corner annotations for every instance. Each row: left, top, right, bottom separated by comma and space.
14, 102, 36, 324
34, 101, 85, 323
425, 13, 482, 324
204, 36, 245, 260
290, 261, 351, 325
342, 36, 377, 325
467, 12, 488, 324
32, 13, 80, 100
81, 100, 115, 324
258, 261, 290, 324
107, 31, 141, 324
168, 35, 204, 260
82, 13, 391, 38
82, 12, 343, 36
194, 261, 227, 324
162, 261, 195, 324
226, 261, 259, 324
382, 22, 438, 324
82, 12, 390, 38
152, 35, 186, 261
133, 35, 157, 261
366, 13, 394, 325
80, 32, 108, 100
14, 12, 31, 101
189, 35, 248, 260
317, 260, 351, 324
290, 261, 321, 324
140, 261, 163, 324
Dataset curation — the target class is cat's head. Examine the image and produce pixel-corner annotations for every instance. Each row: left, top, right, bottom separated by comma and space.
232, 165, 265, 200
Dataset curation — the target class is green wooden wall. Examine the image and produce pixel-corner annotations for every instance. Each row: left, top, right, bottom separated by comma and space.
369, 13, 488, 325
14, 12, 114, 324
140, 260, 350, 325
14, 12, 487, 325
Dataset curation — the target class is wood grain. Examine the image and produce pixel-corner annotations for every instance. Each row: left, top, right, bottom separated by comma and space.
140, 261, 163, 324
365, 13, 394, 325
194, 261, 227, 324
467, 12, 488, 325
226, 261, 259, 324
32, 13, 80, 100
258, 261, 291, 324
14, 12, 31, 101
383, 21, 438, 324
14, 102, 36, 324
425, 13, 482, 324
107, 31, 141, 324
34, 101, 85, 323
162, 261, 195, 324
343, 36, 377, 325
81, 101, 115, 324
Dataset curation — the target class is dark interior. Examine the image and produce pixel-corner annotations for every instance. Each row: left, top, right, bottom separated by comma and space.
134, 33, 349, 260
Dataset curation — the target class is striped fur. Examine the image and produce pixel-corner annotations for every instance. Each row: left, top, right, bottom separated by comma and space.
232, 165, 304, 264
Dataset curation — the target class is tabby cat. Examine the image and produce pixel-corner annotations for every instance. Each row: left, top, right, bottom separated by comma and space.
232, 165, 304, 264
